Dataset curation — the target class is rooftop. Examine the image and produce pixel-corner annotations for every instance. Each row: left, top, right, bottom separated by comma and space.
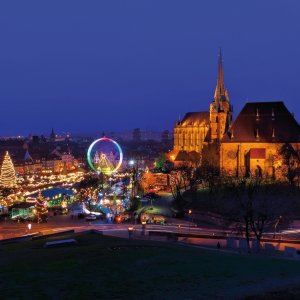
178, 112, 210, 127
223, 101, 300, 143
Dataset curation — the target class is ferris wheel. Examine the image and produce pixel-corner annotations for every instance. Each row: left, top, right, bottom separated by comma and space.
87, 137, 123, 175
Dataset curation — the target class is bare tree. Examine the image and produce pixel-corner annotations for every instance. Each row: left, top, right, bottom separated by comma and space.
170, 175, 186, 214
223, 177, 294, 252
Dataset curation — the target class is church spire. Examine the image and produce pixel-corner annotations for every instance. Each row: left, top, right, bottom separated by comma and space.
214, 48, 227, 103
50, 128, 56, 141
210, 49, 232, 141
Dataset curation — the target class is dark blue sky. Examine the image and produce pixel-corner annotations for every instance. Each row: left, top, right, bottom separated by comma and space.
0, 1, 299, 136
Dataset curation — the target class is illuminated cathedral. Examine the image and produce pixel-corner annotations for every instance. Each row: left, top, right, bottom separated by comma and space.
170, 50, 300, 178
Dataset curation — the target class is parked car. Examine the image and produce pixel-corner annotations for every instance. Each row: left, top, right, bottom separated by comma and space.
85, 214, 97, 221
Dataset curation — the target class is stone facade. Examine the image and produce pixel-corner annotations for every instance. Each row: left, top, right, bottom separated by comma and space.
221, 101, 300, 178
171, 49, 232, 166
171, 51, 300, 178
173, 112, 210, 153
221, 142, 283, 177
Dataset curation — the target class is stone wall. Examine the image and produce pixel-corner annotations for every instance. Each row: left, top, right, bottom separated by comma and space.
220, 142, 300, 178
174, 125, 209, 153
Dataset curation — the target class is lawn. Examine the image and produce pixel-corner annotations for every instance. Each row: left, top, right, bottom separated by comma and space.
137, 205, 175, 217
1, 232, 300, 299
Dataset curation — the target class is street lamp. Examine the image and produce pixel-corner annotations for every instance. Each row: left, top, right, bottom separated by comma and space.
128, 226, 134, 239
141, 221, 146, 236
130, 160, 137, 199
188, 209, 192, 234
274, 216, 282, 239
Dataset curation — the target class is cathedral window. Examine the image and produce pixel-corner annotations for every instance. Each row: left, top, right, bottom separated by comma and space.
272, 128, 275, 138
272, 108, 275, 120
255, 128, 259, 139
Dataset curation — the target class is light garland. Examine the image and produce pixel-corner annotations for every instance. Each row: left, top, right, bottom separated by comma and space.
0, 151, 17, 188
34, 192, 48, 222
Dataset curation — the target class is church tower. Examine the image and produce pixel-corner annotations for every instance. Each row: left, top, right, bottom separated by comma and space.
50, 128, 56, 142
210, 49, 232, 141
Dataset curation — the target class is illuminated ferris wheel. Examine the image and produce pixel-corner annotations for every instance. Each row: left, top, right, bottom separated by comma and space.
87, 137, 123, 175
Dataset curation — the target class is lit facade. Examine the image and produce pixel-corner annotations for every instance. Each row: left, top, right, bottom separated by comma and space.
221, 102, 300, 177
171, 50, 233, 166
171, 51, 300, 178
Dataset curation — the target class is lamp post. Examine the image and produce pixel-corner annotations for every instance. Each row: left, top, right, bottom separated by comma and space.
274, 216, 282, 239
141, 221, 146, 236
188, 209, 192, 234
129, 160, 136, 199
128, 226, 134, 239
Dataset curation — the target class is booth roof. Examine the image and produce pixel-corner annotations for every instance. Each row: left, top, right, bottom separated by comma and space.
29, 187, 74, 199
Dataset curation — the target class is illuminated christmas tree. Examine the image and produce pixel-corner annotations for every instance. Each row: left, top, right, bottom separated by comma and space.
0, 151, 17, 188
34, 192, 48, 223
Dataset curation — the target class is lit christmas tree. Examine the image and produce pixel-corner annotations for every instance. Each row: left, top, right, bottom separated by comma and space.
0, 151, 17, 188
34, 192, 48, 223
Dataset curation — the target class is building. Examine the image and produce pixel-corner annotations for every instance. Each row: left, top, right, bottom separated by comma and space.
170, 50, 300, 178
132, 128, 141, 142
221, 101, 300, 177
14, 147, 78, 175
171, 49, 232, 166
0, 140, 81, 176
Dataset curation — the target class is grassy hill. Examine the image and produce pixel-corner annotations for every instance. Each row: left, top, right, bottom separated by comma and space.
1, 232, 300, 299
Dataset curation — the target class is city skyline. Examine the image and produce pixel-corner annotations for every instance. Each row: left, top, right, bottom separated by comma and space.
1, 1, 300, 135
1, 2, 300, 298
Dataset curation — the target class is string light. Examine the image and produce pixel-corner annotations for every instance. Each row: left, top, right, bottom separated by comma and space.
34, 192, 48, 223
0, 151, 17, 188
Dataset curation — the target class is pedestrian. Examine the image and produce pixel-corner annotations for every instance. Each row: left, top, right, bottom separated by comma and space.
217, 242, 221, 250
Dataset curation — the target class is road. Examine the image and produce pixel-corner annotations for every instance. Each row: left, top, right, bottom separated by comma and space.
2, 213, 300, 249
0, 213, 221, 240
3, 221, 300, 256
3, 198, 300, 256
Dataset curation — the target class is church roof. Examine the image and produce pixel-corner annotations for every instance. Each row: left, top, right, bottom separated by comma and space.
222, 101, 300, 143
174, 150, 200, 162
29, 187, 74, 199
175, 150, 191, 161
179, 112, 209, 126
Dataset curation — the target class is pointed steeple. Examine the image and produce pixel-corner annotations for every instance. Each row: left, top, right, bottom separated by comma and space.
50, 128, 56, 141
214, 48, 227, 103
209, 49, 232, 141
24, 149, 33, 161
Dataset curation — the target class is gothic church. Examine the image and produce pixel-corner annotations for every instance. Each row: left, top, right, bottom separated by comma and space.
170, 51, 300, 178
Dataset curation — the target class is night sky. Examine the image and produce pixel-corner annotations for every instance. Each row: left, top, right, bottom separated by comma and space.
0, 1, 299, 136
